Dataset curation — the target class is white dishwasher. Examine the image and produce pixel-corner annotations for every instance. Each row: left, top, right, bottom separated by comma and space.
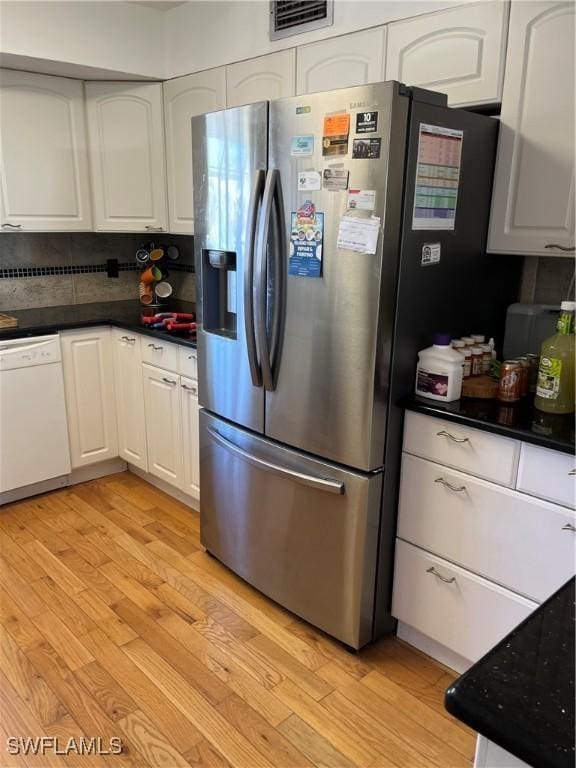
0, 335, 71, 503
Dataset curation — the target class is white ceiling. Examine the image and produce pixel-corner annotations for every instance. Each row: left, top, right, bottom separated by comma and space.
130, 1, 189, 10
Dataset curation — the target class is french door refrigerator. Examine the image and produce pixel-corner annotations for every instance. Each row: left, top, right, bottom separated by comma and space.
192, 81, 514, 649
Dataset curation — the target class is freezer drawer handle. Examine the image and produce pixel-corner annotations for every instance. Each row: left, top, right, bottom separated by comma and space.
207, 427, 345, 495
561, 524, 576, 532
426, 566, 456, 584
436, 430, 470, 444
244, 168, 266, 387
434, 477, 467, 493
568, 469, 576, 475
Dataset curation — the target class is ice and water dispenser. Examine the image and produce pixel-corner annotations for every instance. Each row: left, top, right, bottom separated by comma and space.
202, 249, 237, 339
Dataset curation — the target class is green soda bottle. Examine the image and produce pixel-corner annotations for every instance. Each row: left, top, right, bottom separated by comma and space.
534, 301, 575, 414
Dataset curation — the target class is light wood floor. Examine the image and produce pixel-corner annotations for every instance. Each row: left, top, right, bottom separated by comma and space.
0, 472, 475, 768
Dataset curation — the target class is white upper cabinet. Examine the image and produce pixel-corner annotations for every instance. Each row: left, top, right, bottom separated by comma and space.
85, 82, 168, 233
0, 70, 92, 232
296, 27, 386, 96
488, 1, 575, 257
163, 68, 226, 234
226, 50, 295, 107
385, 2, 509, 107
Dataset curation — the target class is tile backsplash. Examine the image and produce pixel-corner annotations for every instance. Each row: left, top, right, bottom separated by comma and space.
0, 233, 195, 310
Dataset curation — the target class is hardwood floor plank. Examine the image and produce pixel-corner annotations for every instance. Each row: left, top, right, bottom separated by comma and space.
70, 590, 138, 647
112, 598, 232, 707
273, 679, 379, 765
321, 689, 434, 768
116, 709, 190, 768
277, 714, 356, 768
0, 587, 45, 651
30, 612, 94, 672
361, 669, 476, 759
246, 635, 333, 702
0, 534, 46, 583
30, 577, 97, 637
59, 528, 111, 568
337, 679, 471, 767
74, 661, 139, 723
23, 541, 86, 595
123, 637, 274, 768
143, 519, 199, 557
215, 694, 313, 768
0, 557, 48, 618
79, 628, 204, 755
24, 640, 146, 768
0, 627, 67, 727
182, 739, 231, 768
287, 619, 372, 681
157, 610, 291, 727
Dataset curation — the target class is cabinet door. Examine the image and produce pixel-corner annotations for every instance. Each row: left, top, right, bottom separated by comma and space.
488, 2, 575, 256
142, 364, 182, 487
0, 70, 92, 231
85, 82, 168, 232
61, 328, 118, 468
385, 2, 509, 107
180, 376, 200, 500
112, 329, 148, 471
226, 50, 295, 107
163, 69, 226, 234
296, 27, 386, 95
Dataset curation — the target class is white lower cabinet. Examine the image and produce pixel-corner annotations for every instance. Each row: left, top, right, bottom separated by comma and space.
60, 328, 118, 468
393, 412, 574, 671
180, 376, 200, 499
112, 329, 148, 472
474, 736, 531, 768
142, 363, 183, 487
392, 540, 537, 665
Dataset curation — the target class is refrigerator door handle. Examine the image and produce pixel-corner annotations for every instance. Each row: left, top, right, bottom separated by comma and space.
207, 427, 345, 495
244, 168, 266, 387
255, 168, 286, 392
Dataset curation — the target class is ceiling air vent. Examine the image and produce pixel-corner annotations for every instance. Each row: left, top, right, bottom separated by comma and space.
270, 1, 334, 40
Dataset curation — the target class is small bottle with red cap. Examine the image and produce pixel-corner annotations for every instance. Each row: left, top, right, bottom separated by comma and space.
415, 333, 464, 402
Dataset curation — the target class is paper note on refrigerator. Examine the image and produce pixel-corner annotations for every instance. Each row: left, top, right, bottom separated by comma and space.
337, 215, 381, 254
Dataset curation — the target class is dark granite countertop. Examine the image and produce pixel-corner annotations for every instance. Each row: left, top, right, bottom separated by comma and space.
445, 578, 575, 768
402, 395, 574, 455
0, 300, 197, 348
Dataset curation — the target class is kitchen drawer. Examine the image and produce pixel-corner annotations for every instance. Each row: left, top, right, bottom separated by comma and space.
141, 338, 179, 372
398, 453, 576, 602
403, 412, 520, 487
517, 443, 575, 509
392, 540, 537, 664
178, 346, 197, 380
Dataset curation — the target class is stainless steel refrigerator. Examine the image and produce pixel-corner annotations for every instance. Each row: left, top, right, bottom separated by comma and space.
192, 81, 519, 649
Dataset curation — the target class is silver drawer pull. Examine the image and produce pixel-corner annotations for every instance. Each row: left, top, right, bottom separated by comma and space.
437, 430, 470, 444
181, 384, 197, 393
187, 354, 195, 360
561, 524, 576, 532
435, 477, 467, 492
162, 377, 177, 385
2, 222, 22, 229
121, 336, 136, 343
148, 344, 163, 351
569, 469, 576, 476
426, 566, 456, 584
145, 225, 164, 231
545, 243, 575, 252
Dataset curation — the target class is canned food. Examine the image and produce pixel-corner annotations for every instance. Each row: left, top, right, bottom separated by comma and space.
514, 358, 530, 397
498, 360, 522, 402
480, 344, 492, 374
470, 346, 484, 376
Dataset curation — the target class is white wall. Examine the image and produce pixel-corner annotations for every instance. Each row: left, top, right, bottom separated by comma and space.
0, 1, 165, 79
164, 0, 465, 78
